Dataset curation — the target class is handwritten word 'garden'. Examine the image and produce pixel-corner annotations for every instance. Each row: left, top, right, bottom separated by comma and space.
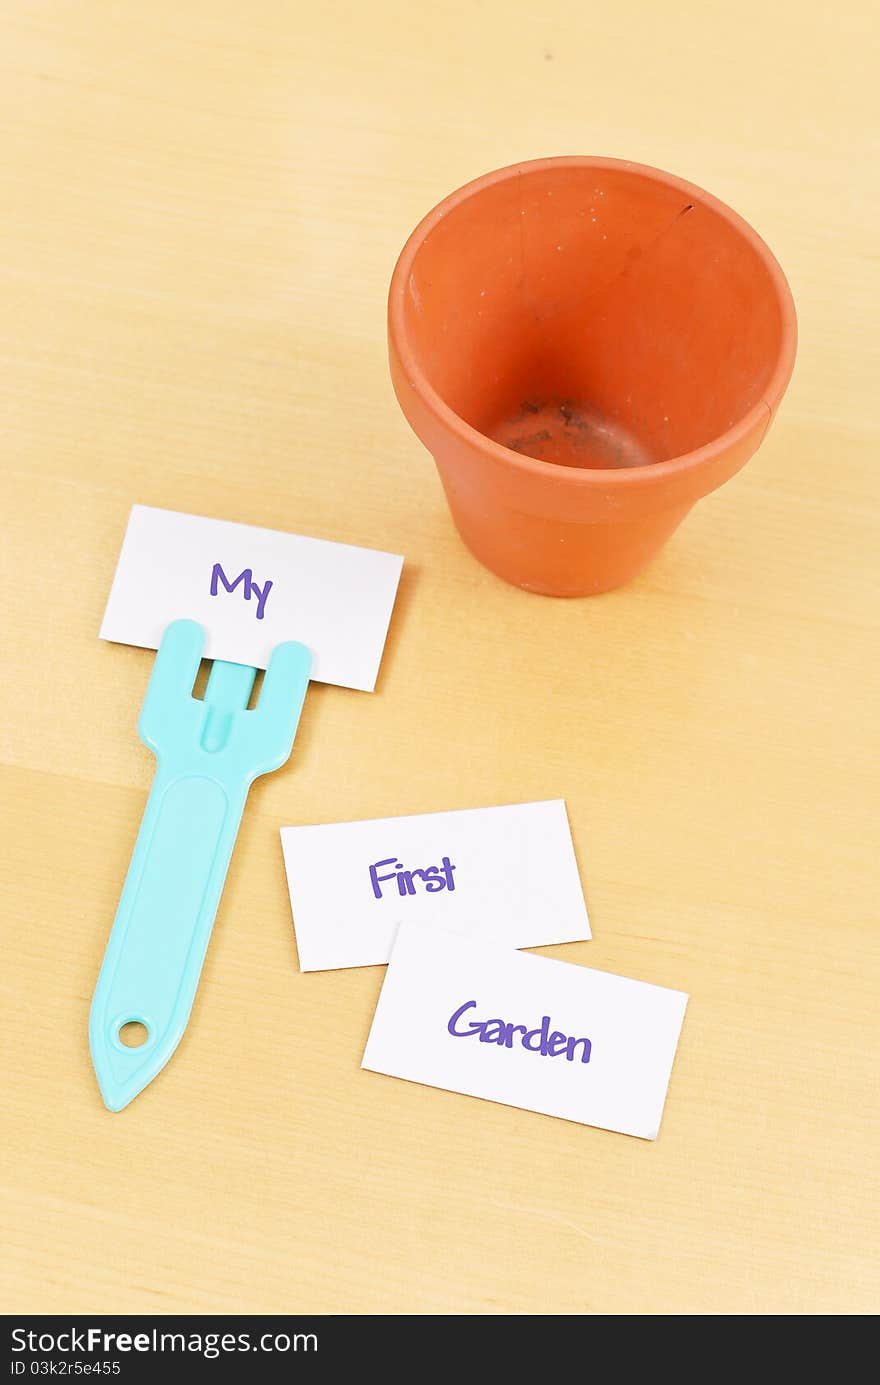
447, 1000, 592, 1063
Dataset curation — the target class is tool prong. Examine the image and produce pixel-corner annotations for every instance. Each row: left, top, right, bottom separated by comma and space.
138, 619, 205, 754
244, 640, 312, 773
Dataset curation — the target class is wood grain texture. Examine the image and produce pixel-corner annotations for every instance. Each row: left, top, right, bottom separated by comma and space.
1, 0, 877, 1316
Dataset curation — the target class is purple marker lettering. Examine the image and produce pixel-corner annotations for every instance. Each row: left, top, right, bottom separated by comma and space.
447, 1000, 480, 1037
523, 1015, 552, 1054
398, 869, 417, 897
369, 858, 399, 900
440, 856, 456, 891
479, 1019, 507, 1045
565, 1036, 592, 1064
210, 563, 273, 619
249, 578, 273, 620
446, 1002, 591, 1064
211, 563, 252, 599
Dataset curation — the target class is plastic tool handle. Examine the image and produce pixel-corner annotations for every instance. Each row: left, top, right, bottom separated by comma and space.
89, 620, 311, 1111
88, 766, 248, 1111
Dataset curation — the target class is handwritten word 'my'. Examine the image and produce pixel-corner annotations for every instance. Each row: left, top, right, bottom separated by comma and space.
447, 1001, 592, 1064
210, 563, 273, 620
369, 856, 456, 900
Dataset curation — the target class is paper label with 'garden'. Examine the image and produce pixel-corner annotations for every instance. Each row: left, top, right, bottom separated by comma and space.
362, 922, 688, 1139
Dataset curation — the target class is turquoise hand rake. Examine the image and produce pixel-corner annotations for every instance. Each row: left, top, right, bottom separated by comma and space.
89, 619, 311, 1111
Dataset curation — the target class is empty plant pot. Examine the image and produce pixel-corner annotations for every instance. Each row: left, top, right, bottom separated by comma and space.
388, 157, 797, 595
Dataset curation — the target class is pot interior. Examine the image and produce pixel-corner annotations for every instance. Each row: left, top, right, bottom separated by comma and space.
400, 163, 789, 469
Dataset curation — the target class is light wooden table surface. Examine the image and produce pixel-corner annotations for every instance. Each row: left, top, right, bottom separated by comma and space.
1, 0, 877, 1317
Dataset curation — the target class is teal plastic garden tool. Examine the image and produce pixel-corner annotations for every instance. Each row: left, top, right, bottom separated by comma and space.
89, 618, 311, 1111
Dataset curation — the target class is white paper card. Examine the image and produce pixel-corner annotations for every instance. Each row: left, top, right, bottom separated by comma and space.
362, 922, 688, 1138
100, 505, 404, 691
281, 799, 590, 971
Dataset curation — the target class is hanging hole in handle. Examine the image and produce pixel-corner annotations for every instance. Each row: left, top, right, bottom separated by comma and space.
118, 1020, 149, 1048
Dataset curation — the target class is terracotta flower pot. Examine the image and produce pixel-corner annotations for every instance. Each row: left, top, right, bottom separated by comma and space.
388, 157, 797, 595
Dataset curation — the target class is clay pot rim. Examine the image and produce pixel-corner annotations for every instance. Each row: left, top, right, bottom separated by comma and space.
388, 155, 798, 488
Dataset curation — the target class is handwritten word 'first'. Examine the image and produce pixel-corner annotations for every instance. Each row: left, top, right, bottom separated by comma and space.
370, 857, 456, 899
210, 563, 273, 619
